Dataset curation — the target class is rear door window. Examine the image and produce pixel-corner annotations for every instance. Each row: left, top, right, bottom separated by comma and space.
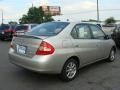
71, 24, 92, 39
90, 25, 105, 40
15, 26, 28, 31
0, 25, 10, 30
0, 26, 3, 30
3, 25, 10, 30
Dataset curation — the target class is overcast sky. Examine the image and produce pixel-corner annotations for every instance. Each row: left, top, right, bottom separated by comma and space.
0, 0, 120, 23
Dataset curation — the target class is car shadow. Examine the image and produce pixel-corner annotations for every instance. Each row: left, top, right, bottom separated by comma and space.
78, 60, 107, 75
12, 68, 61, 83
1, 39, 12, 41
11, 59, 108, 84
10, 50, 119, 84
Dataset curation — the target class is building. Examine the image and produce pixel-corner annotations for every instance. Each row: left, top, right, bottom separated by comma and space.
40, 6, 61, 16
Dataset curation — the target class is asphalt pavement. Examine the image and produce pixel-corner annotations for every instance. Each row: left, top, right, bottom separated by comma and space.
0, 40, 120, 90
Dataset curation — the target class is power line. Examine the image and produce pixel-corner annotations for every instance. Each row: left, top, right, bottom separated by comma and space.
0, 9, 3, 24
1, 9, 120, 22
62, 9, 120, 15
1, 9, 3, 24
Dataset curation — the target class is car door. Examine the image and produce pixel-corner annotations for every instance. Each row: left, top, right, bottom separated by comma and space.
117, 27, 120, 45
71, 24, 101, 65
89, 24, 110, 59
115, 27, 120, 39
114, 27, 120, 46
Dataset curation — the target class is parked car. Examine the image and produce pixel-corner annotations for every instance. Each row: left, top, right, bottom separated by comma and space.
13, 24, 38, 36
0, 24, 15, 40
102, 25, 116, 36
111, 25, 120, 47
9, 22, 116, 81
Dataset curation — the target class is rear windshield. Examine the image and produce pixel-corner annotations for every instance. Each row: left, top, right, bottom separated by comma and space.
26, 22, 69, 36
0, 26, 3, 30
0, 25, 10, 30
15, 25, 28, 31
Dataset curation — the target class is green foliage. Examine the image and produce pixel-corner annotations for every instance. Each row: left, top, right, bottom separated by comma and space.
8, 21, 18, 25
19, 7, 54, 24
105, 17, 116, 25
43, 14, 54, 22
89, 19, 98, 22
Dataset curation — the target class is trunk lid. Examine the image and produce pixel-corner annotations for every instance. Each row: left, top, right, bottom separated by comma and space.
12, 35, 48, 58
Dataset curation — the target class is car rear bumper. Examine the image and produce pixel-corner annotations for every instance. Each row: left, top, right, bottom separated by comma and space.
0, 33, 4, 38
0, 33, 12, 39
8, 48, 66, 74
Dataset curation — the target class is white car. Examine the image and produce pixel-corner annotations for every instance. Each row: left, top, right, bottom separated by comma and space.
14, 24, 38, 36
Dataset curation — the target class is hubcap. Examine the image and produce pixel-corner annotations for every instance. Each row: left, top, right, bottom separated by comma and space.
66, 62, 77, 79
110, 50, 115, 61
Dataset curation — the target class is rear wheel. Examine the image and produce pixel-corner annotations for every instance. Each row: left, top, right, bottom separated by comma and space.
60, 59, 78, 82
106, 48, 116, 62
1, 38, 5, 41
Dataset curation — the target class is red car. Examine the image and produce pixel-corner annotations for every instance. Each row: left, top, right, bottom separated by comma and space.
0, 24, 15, 40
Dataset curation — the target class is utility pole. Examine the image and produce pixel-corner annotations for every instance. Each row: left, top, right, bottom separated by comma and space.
1, 9, 3, 25
2, 9, 3, 24
32, 0, 34, 8
32, 3, 34, 8
97, 0, 99, 23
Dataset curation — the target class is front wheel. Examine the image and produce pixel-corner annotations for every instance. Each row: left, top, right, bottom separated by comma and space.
106, 48, 116, 62
60, 59, 78, 82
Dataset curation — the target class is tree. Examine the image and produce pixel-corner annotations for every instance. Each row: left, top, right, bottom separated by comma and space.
105, 17, 116, 25
19, 15, 29, 24
89, 19, 98, 22
8, 21, 18, 25
43, 14, 54, 22
19, 7, 54, 24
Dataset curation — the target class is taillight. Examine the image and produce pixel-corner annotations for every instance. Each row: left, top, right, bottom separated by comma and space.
36, 41, 55, 55
24, 27, 29, 32
10, 42, 13, 48
4, 29, 12, 32
24, 29, 28, 32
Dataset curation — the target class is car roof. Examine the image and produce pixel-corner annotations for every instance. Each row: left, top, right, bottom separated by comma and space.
54, 21, 99, 24
53, 21, 101, 26
17, 22, 99, 27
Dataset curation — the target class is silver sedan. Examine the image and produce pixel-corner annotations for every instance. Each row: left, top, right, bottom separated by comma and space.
9, 22, 116, 81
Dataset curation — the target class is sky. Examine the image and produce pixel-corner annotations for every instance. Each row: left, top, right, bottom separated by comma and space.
0, 0, 120, 23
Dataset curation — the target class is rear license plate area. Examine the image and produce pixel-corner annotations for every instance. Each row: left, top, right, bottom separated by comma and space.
17, 45, 27, 55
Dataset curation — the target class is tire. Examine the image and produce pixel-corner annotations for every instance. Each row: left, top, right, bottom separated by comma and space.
1, 38, 5, 41
60, 59, 78, 82
106, 48, 116, 62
